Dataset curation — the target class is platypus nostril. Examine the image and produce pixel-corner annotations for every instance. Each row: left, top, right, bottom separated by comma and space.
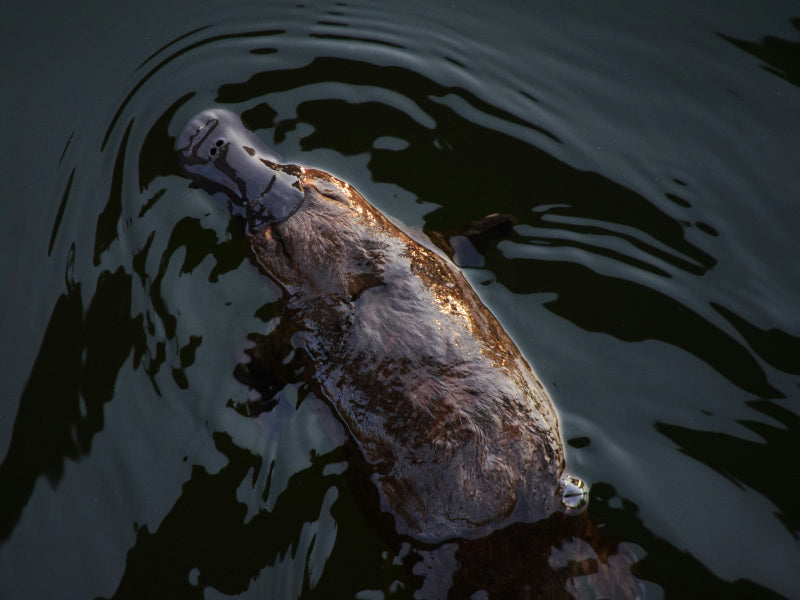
209, 139, 226, 158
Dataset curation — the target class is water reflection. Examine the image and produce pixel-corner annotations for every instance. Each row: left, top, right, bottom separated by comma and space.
94, 121, 133, 266
139, 94, 195, 192
657, 399, 800, 537
489, 254, 779, 399
719, 18, 800, 88
0, 248, 143, 542
100, 433, 370, 599
99, 432, 646, 600
588, 483, 786, 600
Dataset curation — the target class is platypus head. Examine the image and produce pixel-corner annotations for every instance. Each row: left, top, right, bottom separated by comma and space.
176, 108, 305, 226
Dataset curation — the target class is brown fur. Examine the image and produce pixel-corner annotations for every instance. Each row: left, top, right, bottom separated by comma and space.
246, 168, 564, 542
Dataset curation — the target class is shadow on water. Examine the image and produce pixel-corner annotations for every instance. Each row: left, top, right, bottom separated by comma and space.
586, 484, 788, 600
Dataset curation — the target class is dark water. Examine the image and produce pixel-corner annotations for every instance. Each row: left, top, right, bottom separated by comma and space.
2, 0, 799, 598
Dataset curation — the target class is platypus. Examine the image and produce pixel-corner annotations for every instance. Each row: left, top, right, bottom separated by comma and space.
176, 109, 586, 543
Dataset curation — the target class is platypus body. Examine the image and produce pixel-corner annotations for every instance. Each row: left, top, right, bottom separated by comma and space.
176, 109, 585, 543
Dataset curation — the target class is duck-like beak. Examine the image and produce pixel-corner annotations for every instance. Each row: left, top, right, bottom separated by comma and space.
176, 108, 304, 225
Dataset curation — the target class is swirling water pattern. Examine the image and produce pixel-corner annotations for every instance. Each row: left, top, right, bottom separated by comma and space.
1, 1, 799, 598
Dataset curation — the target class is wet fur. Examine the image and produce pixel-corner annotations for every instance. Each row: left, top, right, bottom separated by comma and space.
246, 168, 564, 542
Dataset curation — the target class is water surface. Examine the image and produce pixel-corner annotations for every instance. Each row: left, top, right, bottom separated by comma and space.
1, 1, 799, 598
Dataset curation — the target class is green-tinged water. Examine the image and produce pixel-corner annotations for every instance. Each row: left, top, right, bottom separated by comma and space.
1, 1, 798, 598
